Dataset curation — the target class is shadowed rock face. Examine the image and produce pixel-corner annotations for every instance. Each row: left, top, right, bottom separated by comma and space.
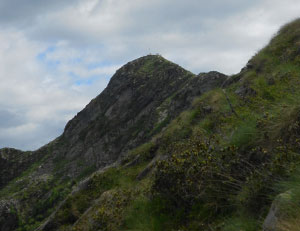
61, 55, 194, 168
0, 148, 34, 188
0, 200, 18, 231
42, 55, 227, 178
44, 55, 194, 177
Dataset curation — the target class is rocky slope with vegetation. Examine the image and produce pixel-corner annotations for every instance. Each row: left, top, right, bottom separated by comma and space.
2, 19, 300, 231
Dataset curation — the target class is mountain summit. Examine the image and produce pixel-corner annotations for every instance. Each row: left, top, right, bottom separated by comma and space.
0, 54, 226, 230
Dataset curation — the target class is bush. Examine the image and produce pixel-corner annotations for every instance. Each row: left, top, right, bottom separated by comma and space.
152, 137, 246, 215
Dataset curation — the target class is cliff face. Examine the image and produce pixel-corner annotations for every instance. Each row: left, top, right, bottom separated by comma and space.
60, 55, 195, 172
0, 148, 34, 188
40, 55, 226, 179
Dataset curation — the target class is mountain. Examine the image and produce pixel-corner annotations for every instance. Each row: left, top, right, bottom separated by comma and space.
2, 19, 300, 231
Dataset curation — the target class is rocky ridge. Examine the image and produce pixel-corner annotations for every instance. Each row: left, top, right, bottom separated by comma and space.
0, 55, 227, 231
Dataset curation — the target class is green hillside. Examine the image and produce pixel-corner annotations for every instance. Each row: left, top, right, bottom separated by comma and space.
2, 19, 300, 231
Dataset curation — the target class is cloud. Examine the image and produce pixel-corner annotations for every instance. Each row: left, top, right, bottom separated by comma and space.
0, 109, 24, 128
0, 0, 300, 150
0, 0, 81, 27
0, 30, 111, 150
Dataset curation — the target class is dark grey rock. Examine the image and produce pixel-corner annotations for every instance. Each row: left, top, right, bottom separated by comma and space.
240, 61, 254, 72
0, 148, 36, 189
235, 85, 256, 97
0, 200, 18, 231
267, 78, 276, 85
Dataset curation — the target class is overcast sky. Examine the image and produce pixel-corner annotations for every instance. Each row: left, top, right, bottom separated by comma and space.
0, 0, 300, 150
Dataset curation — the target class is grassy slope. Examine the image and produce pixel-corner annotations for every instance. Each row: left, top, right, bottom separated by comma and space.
3, 19, 300, 231
45, 19, 300, 231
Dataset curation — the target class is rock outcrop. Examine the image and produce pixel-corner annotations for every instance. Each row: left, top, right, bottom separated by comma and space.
263, 191, 293, 231
0, 199, 18, 231
0, 148, 33, 188
30, 55, 227, 180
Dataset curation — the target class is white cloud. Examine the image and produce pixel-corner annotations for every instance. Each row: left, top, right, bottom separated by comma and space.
0, 0, 300, 150
0, 30, 109, 150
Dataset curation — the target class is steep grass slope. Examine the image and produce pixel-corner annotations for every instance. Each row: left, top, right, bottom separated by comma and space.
2, 19, 300, 231
65, 18, 300, 231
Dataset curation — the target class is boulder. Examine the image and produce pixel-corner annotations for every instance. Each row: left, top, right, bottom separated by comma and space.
263, 191, 292, 231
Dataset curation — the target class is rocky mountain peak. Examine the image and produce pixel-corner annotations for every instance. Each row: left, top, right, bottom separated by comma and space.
43, 55, 196, 176
105, 54, 191, 91
47, 54, 226, 179
0, 55, 228, 231
63, 55, 194, 139
0, 55, 227, 193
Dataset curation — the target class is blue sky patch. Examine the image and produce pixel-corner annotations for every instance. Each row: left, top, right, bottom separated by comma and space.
36, 46, 56, 61
36, 45, 60, 70
86, 60, 114, 70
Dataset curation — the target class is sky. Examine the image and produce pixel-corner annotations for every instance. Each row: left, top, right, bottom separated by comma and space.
0, 0, 300, 150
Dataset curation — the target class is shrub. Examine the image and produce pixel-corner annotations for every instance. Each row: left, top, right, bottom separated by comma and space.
152, 137, 245, 215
